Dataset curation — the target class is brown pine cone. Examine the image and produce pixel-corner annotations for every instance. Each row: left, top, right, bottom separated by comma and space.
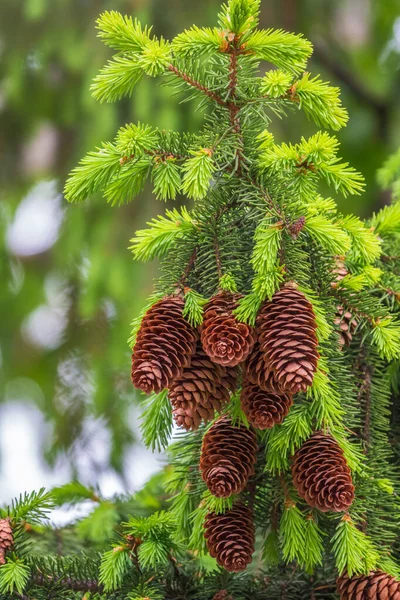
257, 283, 319, 394
0, 519, 13, 565
332, 258, 349, 284
204, 504, 255, 572
169, 344, 238, 431
200, 416, 258, 498
291, 431, 355, 512
213, 591, 233, 600
131, 296, 198, 393
201, 292, 255, 367
240, 382, 293, 430
335, 306, 357, 347
244, 343, 282, 392
337, 571, 400, 600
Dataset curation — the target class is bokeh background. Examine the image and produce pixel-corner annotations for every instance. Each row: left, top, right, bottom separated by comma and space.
1, 0, 400, 506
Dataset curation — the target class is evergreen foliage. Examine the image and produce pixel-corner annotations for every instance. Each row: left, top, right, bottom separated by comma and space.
5, 0, 400, 598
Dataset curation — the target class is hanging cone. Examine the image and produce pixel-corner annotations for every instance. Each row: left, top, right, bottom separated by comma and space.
204, 504, 255, 572
213, 591, 233, 600
291, 431, 355, 512
131, 296, 198, 394
257, 283, 319, 394
240, 382, 293, 430
201, 292, 255, 367
200, 416, 257, 498
337, 571, 400, 600
0, 519, 13, 565
244, 342, 282, 392
169, 344, 238, 431
332, 258, 349, 284
335, 306, 357, 347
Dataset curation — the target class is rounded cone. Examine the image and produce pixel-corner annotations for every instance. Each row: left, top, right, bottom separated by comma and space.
337, 571, 400, 600
240, 382, 293, 430
131, 296, 198, 394
204, 504, 255, 572
201, 292, 255, 367
200, 416, 257, 498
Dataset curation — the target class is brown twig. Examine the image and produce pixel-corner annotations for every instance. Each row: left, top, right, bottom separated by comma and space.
179, 245, 199, 288
168, 64, 227, 106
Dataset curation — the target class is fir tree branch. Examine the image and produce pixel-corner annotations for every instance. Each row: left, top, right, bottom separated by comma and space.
167, 64, 227, 106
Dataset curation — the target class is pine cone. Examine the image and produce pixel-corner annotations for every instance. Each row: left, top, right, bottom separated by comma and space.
332, 258, 348, 284
169, 344, 238, 431
240, 382, 293, 430
131, 296, 198, 393
200, 416, 258, 498
244, 343, 282, 392
257, 283, 319, 394
291, 431, 355, 512
204, 504, 255, 572
337, 571, 400, 600
0, 519, 13, 565
213, 591, 233, 600
201, 292, 255, 367
335, 306, 357, 347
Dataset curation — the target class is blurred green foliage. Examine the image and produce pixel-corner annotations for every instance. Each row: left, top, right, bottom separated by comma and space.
1, 0, 400, 483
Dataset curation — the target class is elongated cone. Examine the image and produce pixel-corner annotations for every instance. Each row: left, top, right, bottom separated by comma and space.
169, 344, 238, 430
337, 571, 400, 600
204, 504, 255, 572
257, 283, 319, 394
131, 296, 198, 393
201, 292, 255, 367
291, 431, 355, 512
335, 306, 357, 347
240, 382, 293, 430
244, 342, 282, 392
0, 519, 13, 565
200, 416, 257, 498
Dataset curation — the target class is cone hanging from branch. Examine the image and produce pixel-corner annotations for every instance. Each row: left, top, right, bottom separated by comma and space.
200, 416, 257, 498
244, 342, 282, 392
169, 344, 238, 430
131, 296, 198, 393
201, 292, 255, 367
337, 571, 400, 600
204, 504, 255, 572
335, 305, 357, 348
291, 431, 355, 512
0, 519, 13, 565
257, 283, 319, 394
240, 382, 293, 430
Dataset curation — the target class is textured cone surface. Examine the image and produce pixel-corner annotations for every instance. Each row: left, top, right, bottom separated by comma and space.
0, 519, 13, 565
244, 343, 282, 392
204, 504, 255, 572
257, 284, 319, 394
292, 431, 355, 512
337, 571, 400, 600
335, 306, 357, 347
201, 292, 255, 367
131, 296, 198, 393
333, 258, 349, 283
200, 416, 257, 498
169, 344, 238, 431
240, 382, 293, 430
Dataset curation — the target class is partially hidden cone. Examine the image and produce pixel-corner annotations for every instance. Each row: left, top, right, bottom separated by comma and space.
257, 283, 319, 394
244, 342, 282, 392
204, 504, 255, 572
291, 431, 355, 512
213, 591, 233, 600
337, 571, 400, 600
335, 306, 357, 348
240, 382, 293, 430
201, 292, 255, 367
200, 416, 257, 498
0, 519, 13, 565
169, 343, 238, 431
131, 296, 198, 394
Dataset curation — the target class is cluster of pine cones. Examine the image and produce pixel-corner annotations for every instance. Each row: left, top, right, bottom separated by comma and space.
131, 283, 355, 574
